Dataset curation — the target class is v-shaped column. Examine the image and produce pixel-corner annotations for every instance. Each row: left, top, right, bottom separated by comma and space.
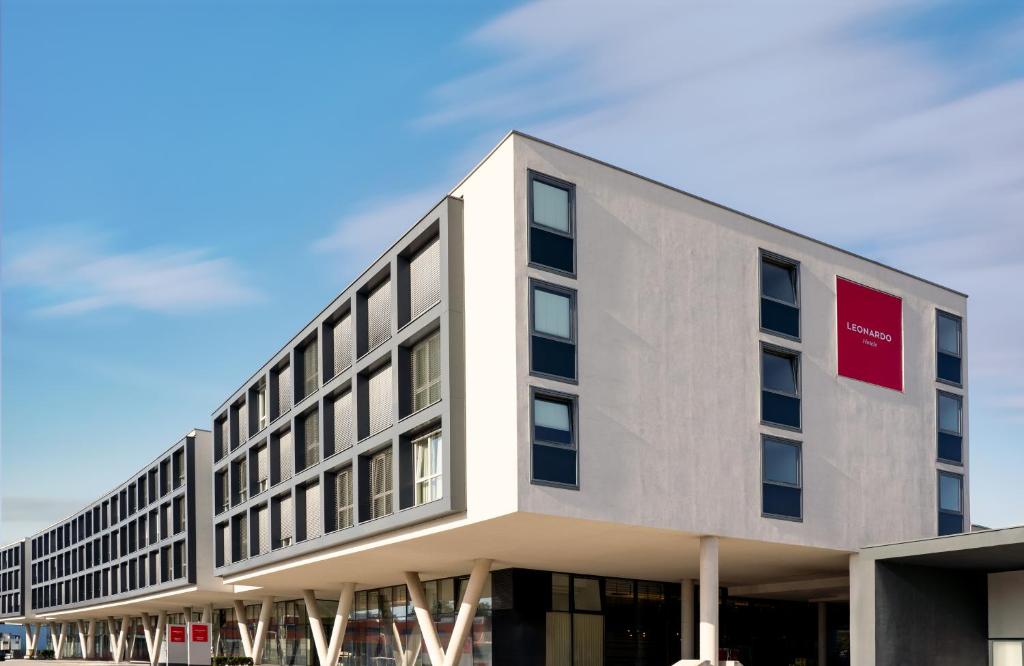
107, 615, 131, 664
25, 623, 39, 657
141, 610, 167, 666
303, 584, 356, 666
404, 558, 492, 666
49, 621, 66, 658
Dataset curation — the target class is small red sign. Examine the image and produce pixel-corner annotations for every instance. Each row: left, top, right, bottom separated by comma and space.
169, 626, 186, 643
191, 624, 209, 643
836, 277, 903, 391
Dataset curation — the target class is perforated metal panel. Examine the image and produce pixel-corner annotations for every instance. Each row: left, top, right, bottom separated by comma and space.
332, 313, 352, 375
303, 410, 320, 467
367, 280, 391, 350
236, 400, 248, 443
278, 430, 293, 481
277, 363, 292, 415
278, 495, 294, 543
333, 390, 353, 453
368, 365, 393, 436
256, 445, 269, 492
409, 237, 441, 319
336, 469, 353, 529
219, 525, 229, 566
256, 506, 270, 554
412, 332, 441, 412
218, 418, 229, 457
304, 483, 321, 540
370, 448, 393, 519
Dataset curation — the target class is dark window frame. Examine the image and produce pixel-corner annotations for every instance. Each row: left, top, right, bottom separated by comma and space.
937, 470, 964, 536
936, 309, 963, 387
530, 387, 580, 490
760, 435, 803, 521
528, 170, 577, 278
936, 389, 964, 465
759, 342, 802, 431
529, 278, 579, 384
759, 249, 801, 341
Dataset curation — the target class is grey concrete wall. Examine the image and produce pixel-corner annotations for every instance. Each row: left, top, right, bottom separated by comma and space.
875, 561, 987, 666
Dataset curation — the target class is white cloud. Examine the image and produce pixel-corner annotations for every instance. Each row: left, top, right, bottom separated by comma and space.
5, 228, 260, 316
313, 188, 443, 259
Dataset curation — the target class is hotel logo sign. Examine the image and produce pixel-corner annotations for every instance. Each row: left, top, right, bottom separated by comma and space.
837, 276, 903, 391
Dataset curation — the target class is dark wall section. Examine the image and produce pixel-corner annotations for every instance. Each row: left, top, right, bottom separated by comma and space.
875, 562, 987, 666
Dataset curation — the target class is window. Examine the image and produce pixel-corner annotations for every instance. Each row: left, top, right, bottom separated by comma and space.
336, 469, 354, 530
413, 430, 443, 505
274, 361, 292, 419
936, 311, 962, 385
301, 408, 320, 470
329, 390, 354, 456
329, 312, 352, 378
255, 505, 270, 555
233, 457, 248, 504
412, 332, 441, 412
529, 172, 575, 275
761, 346, 801, 429
938, 471, 964, 536
173, 449, 185, 488
300, 338, 319, 399
173, 496, 185, 534
235, 514, 248, 563
366, 279, 392, 353
216, 471, 229, 514
531, 282, 577, 382
254, 444, 269, 494
275, 494, 294, 548
234, 399, 248, 448
369, 448, 394, 519
532, 392, 578, 487
303, 482, 322, 541
762, 436, 802, 520
937, 390, 963, 464
256, 379, 268, 431
409, 236, 441, 320
760, 252, 800, 339
367, 364, 393, 437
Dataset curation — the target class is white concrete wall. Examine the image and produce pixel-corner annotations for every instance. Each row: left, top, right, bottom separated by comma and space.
989, 570, 1024, 639
509, 134, 968, 551
451, 137, 521, 522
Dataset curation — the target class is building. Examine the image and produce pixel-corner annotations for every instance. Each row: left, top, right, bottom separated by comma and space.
0, 131, 973, 665
0, 540, 26, 621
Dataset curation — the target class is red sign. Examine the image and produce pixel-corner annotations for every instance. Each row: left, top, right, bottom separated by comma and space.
169, 625, 186, 643
836, 277, 903, 391
190, 624, 209, 643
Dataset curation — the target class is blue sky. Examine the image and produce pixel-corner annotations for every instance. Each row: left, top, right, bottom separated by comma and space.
2, 0, 1023, 542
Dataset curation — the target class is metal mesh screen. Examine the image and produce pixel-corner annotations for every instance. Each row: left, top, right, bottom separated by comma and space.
409, 237, 441, 319
368, 365, 393, 436
304, 483, 321, 540
412, 332, 441, 412
235, 399, 248, 444
333, 390, 353, 454
277, 363, 292, 415
367, 280, 391, 350
256, 445, 269, 493
278, 430, 293, 481
332, 313, 352, 376
336, 469, 353, 529
278, 495, 294, 544
256, 506, 269, 554
370, 448, 393, 519
303, 410, 320, 468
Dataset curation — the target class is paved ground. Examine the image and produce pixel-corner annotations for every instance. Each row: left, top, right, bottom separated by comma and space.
4, 661, 150, 665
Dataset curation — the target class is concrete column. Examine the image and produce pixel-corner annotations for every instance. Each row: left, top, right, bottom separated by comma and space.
699, 535, 719, 666
849, 553, 875, 666
252, 596, 275, 664
86, 619, 97, 659
443, 559, 492, 666
682, 578, 695, 659
404, 571, 446, 666
25, 623, 38, 657
202, 604, 213, 624
233, 599, 255, 658
818, 602, 828, 666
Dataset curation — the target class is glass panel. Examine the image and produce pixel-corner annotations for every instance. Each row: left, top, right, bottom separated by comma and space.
534, 288, 572, 339
938, 313, 961, 355
938, 352, 962, 384
545, 612, 571, 666
762, 259, 797, 304
761, 298, 800, 338
763, 350, 798, 395
552, 573, 570, 611
762, 392, 801, 429
532, 336, 576, 380
530, 226, 574, 273
533, 445, 576, 485
938, 393, 961, 434
939, 511, 963, 536
573, 613, 604, 666
763, 439, 799, 485
992, 640, 1023, 666
763, 484, 802, 518
938, 432, 963, 464
573, 577, 601, 611
533, 180, 570, 233
939, 474, 962, 512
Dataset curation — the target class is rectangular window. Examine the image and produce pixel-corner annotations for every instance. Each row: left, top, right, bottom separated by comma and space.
234, 399, 248, 448
173, 496, 185, 534
366, 279, 392, 353
303, 482, 321, 541
937, 390, 963, 464
275, 494, 294, 548
762, 436, 802, 520
409, 236, 441, 320
369, 448, 394, 520
413, 430, 443, 505
760, 251, 800, 339
938, 471, 964, 536
531, 281, 577, 382
233, 457, 248, 505
274, 361, 292, 419
336, 469, 354, 530
275, 429, 294, 483
936, 310, 963, 385
532, 391, 578, 487
301, 338, 319, 399
216, 471, 229, 514
256, 379, 268, 431
254, 444, 269, 494
256, 505, 270, 555
234, 514, 247, 563
173, 449, 185, 488
529, 172, 575, 275
368, 364, 394, 437
412, 332, 442, 412
301, 408, 320, 470
330, 390, 354, 456
761, 346, 801, 429
330, 312, 352, 378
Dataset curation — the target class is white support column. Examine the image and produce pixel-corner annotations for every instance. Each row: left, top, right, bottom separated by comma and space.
77, 621, 87, 659
202, 604, 213, 624
699, 536, 719, 666
233, 600, 255, 659
818, 602, 828, 666
405, 559, 493, 666
109, 615, 130, 664
50, 621, 66, 658
25, 623, 38, 657
682, 578, 695, 659
107, 617, 119, 661
849, 553, 875, 666
251, 596, 275, 664
142, 611, 167, 666
302, 585, 355, 666
86, 619, 97, 659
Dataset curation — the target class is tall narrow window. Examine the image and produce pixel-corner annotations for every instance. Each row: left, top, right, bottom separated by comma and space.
336, 469, 354, 530
368, 364, 393, 437
937, 310, 962, 385
301, 409, 320, 470
173, 496, 185, 534
330, 312, 352, 378
760, 252, 800, 339
274, 362, 292, 419
413, 430, 443, 505
409, 236, 441, 320
233, 457, 248, 504
366, 280, 392, 353
301, 338, 319, 399
412, 332, 441, 412
275, 494, 294, 548
938, 471, 964, 536
256, 505, 270, 555
529, 172, 575, 275
173, 449, 185, 488
531, 282, 577, 382
216, 471, 229, 514
369, 448, 394, 519
234, 399, 248, 447
330, 390, 353, 456
235, 514, 247, 563
255, 444, 269, 494
256, 379, 268, 431
303, 482, 321, 541
762, 436, 802, 520
937, 391, 963, 464
276, 429, 293, 483
761, 346, 801, 429
532, 392, 578, 487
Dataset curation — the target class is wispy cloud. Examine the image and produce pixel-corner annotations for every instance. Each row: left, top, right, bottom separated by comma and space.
4, 227, 260, 316
313, 188, 442, 259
